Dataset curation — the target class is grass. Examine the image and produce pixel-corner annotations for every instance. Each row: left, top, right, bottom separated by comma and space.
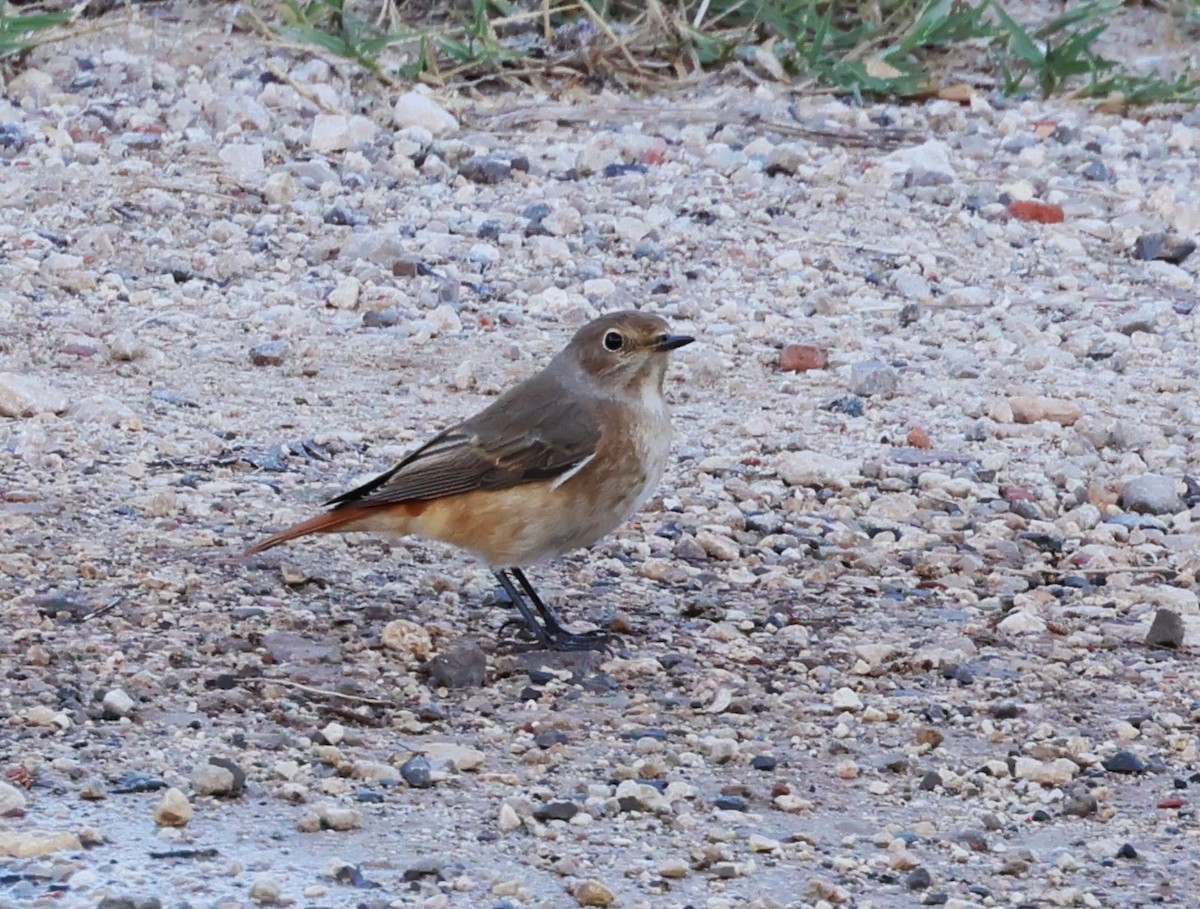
250, 0, 1198, 105
0, 0, 72, 62
4, 0, 1197, 106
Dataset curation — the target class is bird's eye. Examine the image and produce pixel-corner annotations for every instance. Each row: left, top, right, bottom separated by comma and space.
603, 330, 624, 351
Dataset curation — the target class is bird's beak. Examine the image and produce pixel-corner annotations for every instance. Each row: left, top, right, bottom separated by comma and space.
654, 334, 695, 352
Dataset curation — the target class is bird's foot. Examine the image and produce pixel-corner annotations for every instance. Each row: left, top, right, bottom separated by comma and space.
497, 619, 613, 653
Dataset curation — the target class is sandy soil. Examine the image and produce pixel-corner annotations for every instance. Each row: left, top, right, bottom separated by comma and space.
2, 3, 1200, 908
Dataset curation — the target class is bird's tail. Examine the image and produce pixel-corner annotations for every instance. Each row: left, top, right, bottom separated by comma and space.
243, 509, 365, 556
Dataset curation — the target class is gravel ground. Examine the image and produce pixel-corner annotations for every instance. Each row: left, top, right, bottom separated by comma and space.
2, 4, 1200, 909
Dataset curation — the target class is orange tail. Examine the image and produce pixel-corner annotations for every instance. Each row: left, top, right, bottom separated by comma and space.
243, 508, 366, 556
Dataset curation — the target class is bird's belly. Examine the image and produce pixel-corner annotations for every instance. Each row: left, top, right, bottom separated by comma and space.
408, 415, 671, 566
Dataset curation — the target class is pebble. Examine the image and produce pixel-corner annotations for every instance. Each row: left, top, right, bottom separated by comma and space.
0, 780, 27, 815
996, 610, 1047, 635
659, 858, 689, 878
1007, 395, 1083, 426
393, 89, 458, 135
249, 878, 284, 905
749, 834, 780, 852
316, 805, 362, 831
190, 763, 237, 797
458, 155, 512, 184
832, 687, 863, 711
249, 341, 290, 367
1103, 750, 1148, 774
423, 743, 485, 772
400, 755, 433, 789
906, 868, 933, 890
326, 276, 361, 310
776, 451, 858, 488
571, 879, 615, 907
849, 360, 899, 397
426, 637, 488, 688
1145, 608, 1185, 648
153, 787, 193, 826
381, 619, 433, 658
0, 829, 82, 857
102, 688, 136, 720
309, 113, 376, 152
696, 529, 740, 561
0, 373, 68, 417
779, 343, 829, 372
498, 803, 521, 831
1119, 474, 1183, 515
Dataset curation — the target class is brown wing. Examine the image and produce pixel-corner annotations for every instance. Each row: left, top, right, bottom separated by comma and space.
324, 384, 601, 511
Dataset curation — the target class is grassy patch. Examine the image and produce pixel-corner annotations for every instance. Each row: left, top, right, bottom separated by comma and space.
259, 0, 1197, 104
0, 0, 72, 62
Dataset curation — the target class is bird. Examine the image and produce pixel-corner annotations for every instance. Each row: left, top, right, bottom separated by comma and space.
244, 310, 694, 651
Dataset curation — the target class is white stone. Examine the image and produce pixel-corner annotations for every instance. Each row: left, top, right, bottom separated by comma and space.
777, 451, 859, 489
263, 171, 296, 205
427, 304, 462, 335
882, 139, 955, 178
393, 90, 458, 136
218, 143, 265, 181
154, 787, 193, 826
0, 781, 27, 815
327, 276, 361, 310
498, 802, 521, 831
0, 373, 67, 417
102, 688, 135, 718
310, 114, 377, 153
832, 687, 863, 711
423, 743, 485, 772
997, 610, 1047, 635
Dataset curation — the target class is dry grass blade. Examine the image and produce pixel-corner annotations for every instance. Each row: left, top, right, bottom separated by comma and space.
243, 676, 396, 706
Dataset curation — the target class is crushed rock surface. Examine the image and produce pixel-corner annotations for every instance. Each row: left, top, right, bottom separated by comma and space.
2, 4, 1200, 908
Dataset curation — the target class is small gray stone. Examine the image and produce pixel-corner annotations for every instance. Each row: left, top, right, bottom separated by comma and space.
905, 867, 932, 890
362, 308, 402, 328
1102, 750, 1147, 774
1133, 232, 1196, 264
893, 272, 931, 300
1145, 608, 1185, 649
427, 638, 487, 689
1061, 791, 1098, 817
764, 145, 805, 176
249, 341, 290, 367
632, 240, 666, 261
1117, 307, 1157, 335
1119, 474, 1182, 515
850, 360, 899, 398
400, 754, 433, 789
458, 155, 511, 184
533, 800, 579, 821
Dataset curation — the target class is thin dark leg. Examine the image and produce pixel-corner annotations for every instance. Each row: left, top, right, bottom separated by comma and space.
509, 567, 612, 651
509, 567, 569, 634
493, 570, 551, 645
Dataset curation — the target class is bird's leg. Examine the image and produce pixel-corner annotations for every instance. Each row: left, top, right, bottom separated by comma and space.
493, 570, 552, 647
510, 567, 612, 652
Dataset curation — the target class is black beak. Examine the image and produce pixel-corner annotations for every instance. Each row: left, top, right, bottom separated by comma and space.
655, 333, 695, 352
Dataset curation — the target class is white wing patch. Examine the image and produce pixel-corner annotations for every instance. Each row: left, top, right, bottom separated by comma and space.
549, 453, 596, 491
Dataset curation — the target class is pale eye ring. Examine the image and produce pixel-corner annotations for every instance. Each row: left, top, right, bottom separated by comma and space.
603, 330, 624, 351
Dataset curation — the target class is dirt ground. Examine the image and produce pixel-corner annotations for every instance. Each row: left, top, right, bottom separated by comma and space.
2, 3, 1200, 908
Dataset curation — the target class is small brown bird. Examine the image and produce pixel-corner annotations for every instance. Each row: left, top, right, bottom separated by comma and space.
245, 311, 694, 650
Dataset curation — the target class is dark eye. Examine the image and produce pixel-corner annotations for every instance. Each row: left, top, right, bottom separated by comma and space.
603, 330, 624, 351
